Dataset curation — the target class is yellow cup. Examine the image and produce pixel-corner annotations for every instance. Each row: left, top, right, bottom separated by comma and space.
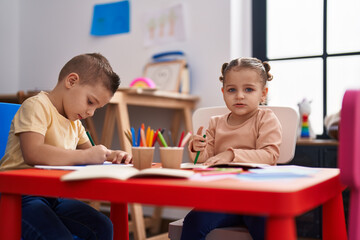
132, 147, 155, 170
159, 147, 184, 169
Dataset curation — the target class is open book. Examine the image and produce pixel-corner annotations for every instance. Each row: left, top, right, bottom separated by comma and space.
181, 162, 270, 170
60, 165, 195, 181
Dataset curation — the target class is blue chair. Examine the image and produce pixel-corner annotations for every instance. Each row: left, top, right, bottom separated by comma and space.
0, 102, 83, 240
0, 102, 21, 158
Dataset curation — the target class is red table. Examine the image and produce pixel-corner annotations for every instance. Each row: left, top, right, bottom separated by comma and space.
0, 167, 347, 240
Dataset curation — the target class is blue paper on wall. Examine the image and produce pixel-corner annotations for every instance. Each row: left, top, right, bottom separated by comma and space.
91, 1, 130, 36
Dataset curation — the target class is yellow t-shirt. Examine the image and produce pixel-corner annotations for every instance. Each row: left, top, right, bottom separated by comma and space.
0, 91, 88, 170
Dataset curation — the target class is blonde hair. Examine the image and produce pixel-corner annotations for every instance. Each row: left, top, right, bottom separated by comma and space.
219, 57, 273, 86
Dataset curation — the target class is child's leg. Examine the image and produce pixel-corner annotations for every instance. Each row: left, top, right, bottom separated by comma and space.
242, 215, 266, 240
55, 198, 113, 240
21, 196, 74, 240
180, 209, 243, 240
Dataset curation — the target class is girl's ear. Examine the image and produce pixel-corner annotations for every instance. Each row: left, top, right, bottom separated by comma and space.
221, 87, 224, 94
261, 87, 268, 104
64, 73, 80, 89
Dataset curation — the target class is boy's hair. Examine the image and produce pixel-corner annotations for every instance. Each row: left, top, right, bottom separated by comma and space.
58, 53, 120, 94
219, 57, 273, 87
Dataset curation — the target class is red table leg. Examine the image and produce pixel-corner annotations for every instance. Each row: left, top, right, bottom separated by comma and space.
110, 202, 129, 240
0, 193, 22, 240
266, 216, 296, 240
322, 192, 348, 240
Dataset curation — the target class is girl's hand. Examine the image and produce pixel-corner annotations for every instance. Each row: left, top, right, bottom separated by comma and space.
85, 145, 111, 164
192, 126, 207, 152
107, 150, 132, 164
203, 150, 234, 166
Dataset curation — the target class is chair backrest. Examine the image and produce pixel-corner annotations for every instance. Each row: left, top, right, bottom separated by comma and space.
339, 89, 360, 187
0, 102, 21, 158
192, 106, 299, 164
339, 89, 360, 240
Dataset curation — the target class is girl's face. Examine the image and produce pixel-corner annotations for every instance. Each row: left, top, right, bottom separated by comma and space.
222, 69, 267, 124
63, 76, 112, 121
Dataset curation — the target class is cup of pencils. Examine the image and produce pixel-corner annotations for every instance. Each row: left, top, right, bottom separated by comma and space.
126, 125, 157, 170
159, 147, 184, 169
132, 147, 155, 170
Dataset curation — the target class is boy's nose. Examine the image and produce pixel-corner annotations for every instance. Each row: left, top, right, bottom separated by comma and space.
86, 108, 95, 117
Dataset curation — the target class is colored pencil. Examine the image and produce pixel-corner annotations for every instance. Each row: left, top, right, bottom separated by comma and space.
124, 130, 133, 145
131, 127, 136, 146
146, 126, 151, 146
177, 131, 185, 147
140, 128, 147, 147
194, 134, 206, 165
149, 129, 154, 147
167, 130, 174, 146
157, 131, 168, 147
137, 127, 141, 147
86, 131, 95, 146
152, 129, 159, 147
180, 132, 192, 147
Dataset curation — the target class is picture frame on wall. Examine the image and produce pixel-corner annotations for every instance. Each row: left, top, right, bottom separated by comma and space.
143, 60, 187, 92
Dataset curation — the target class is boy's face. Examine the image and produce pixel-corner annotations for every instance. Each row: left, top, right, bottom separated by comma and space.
221, 69, 267, 120
63, 74, 112, 121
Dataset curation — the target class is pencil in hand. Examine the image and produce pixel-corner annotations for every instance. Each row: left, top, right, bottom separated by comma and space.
194, 134, 206, 165
86, 131, 95, 146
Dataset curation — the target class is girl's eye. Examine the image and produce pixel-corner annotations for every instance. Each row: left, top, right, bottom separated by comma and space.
88, 99, 93, 105
227, 88, 236, 92
245, 88, 254, 92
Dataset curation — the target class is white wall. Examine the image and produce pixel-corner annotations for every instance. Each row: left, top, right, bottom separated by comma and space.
0, 0, 19, 93
1, 0, 251, 108
0, 0, 251, 219
1, 0, 252, 152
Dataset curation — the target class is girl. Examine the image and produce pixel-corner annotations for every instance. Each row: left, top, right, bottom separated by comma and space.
181, 57, 282, 240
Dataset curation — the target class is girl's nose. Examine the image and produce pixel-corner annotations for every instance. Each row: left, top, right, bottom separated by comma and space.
236, 91, 245, 99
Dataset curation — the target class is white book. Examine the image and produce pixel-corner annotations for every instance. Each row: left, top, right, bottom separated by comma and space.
60, 165, 195, 181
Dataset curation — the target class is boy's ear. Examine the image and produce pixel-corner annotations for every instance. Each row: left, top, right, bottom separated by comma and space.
64, 73, 80, 89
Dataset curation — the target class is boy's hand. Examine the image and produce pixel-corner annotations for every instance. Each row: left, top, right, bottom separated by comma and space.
203, 150, 234, 166
192, 126, 207, 152
86, 145, 111, 164
107, 150, 132, 164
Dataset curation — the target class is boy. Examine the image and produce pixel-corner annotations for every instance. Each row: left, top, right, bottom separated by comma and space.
0, 53, 132, 239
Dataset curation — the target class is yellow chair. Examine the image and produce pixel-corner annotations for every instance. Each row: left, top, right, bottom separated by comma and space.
168, 105, 299, 240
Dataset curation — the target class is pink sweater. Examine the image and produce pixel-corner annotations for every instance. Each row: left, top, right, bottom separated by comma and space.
188, 108, 282, 165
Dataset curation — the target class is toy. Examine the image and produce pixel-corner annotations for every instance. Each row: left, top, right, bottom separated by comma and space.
297, 98, 315, 139
130, 77, 156, 88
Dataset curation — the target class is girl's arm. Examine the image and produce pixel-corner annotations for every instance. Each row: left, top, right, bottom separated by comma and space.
19, 132, 110, 166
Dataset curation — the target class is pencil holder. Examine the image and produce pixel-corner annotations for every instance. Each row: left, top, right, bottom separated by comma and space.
132, 147, 155, 170
159, 147, 184, 169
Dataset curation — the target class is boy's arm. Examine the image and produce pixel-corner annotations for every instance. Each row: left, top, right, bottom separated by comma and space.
19, 132, 110, 166
77, 141, 92, 149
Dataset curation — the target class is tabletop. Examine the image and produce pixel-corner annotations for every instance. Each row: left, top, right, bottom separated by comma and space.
0, 167, 343, 216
